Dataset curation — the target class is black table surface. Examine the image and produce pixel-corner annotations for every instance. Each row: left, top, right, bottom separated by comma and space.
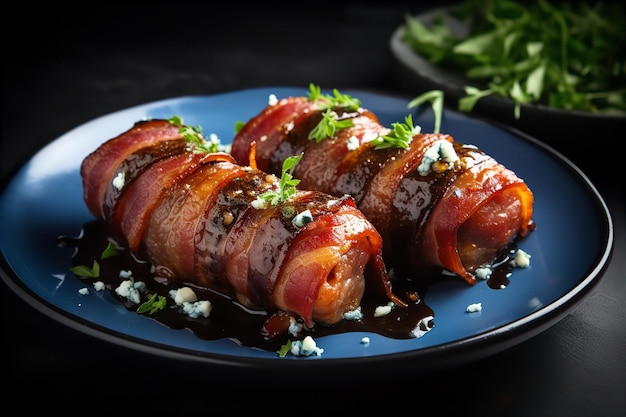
2, 3, 624, 416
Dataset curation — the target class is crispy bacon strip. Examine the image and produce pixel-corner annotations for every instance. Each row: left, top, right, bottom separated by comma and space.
231, 95, 535, 284
80, 119, 402, 328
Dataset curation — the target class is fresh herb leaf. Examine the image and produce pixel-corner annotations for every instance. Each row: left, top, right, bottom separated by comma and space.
70, 260, 100, 278
306, 84, 361, 141
402, 0, 626, 116
277, 339, 292, 357
234, 120, 246, 134
136, 293, 167, 315
458, 86, 493, 113
257, 154, 303, 206
307, 83, 361, 111
167, 115, 220, 153
370, 114, 418, 150
408, 90, 444, 134
308, 110, 355, 142
70, 241, 116, 278
101, 241, 118, 259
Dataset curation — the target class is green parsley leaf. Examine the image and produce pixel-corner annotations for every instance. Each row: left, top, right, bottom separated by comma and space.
70, 260, 100, 278
100, 241, 118, 259
370, 114, 417, 150
277, 339, 292, 357
234, 120, 246, 134
408, 89, 444, 134
306, 84, 361, 142
308, 83, 324, 102
136, 292, 167, 315
257, 154, 303, 206
458, 86, 493, 113
167, 115, 220, 153
402, 0, 626, 116
308, 83, 361, 111
308, 110, 355, 142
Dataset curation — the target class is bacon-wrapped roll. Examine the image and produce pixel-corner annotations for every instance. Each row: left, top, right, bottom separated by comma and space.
231, 90, 535, 285
80, 119, 403, 328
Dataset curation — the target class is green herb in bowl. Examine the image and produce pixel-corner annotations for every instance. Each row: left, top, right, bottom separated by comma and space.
401, 0, 626, 118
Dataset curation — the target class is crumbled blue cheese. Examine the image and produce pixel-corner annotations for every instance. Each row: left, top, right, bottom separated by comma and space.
119, 269, 133, 279
290, 336, 324, 357
169, 287, 198, 305
115, 279, 145, 304
169, 287, 212, 318
288, 317, 303, 336
112, 171, 125, 190
182, 300, 212, 318
346, 136, 360, 151
268, 94, 278, 106
93, 281, 105, 291
207, 133, 222, 149
78, 287, 89, 295
417, 139, 459, 176
475, 267, 492, 280
511, 249, 531, 268
343, 306, 363, 321
362, 131, 379, 143
251, 197, 268, 210
374, 301, 395, 317
466, 302, 482, 313
292, 209, 313, 228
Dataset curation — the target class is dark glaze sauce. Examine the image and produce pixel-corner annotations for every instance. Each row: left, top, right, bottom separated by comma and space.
57, 220, 519, 353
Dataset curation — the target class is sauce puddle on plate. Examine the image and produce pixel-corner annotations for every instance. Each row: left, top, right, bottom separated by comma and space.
58, 220, 516, 353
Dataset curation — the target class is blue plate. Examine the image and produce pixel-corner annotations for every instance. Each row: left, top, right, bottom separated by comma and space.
0, 87, 613, 375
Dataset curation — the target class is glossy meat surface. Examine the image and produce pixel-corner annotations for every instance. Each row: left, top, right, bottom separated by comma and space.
80, 119, 401, 327
231, 96, 535, 284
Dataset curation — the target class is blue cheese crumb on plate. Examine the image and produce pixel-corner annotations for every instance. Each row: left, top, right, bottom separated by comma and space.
290, 336, 324, 357
466, 303, 482, 313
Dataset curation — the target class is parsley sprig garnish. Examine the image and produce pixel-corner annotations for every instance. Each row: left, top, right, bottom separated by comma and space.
277, 339, 292, 357
70, 241, 118, 278
257, 154, 303, 206
308, 83, 361, 111
307, 83, 361, 142
308, 110, 355, 143
136, 293, 167, 315
70, 261, 100, 278
167, 115, 220, 153
370, 114, 418, 150
408, 89, 444, 134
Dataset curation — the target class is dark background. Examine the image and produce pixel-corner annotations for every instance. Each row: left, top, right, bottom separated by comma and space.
2, 2, 624, 416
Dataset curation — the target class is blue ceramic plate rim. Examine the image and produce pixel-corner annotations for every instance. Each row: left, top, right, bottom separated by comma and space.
0, 87, 614, 374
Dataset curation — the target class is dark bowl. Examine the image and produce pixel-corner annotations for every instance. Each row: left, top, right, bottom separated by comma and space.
389, 6, 626, 180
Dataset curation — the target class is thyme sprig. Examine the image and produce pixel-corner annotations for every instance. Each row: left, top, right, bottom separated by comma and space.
167, 115, 220, 153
